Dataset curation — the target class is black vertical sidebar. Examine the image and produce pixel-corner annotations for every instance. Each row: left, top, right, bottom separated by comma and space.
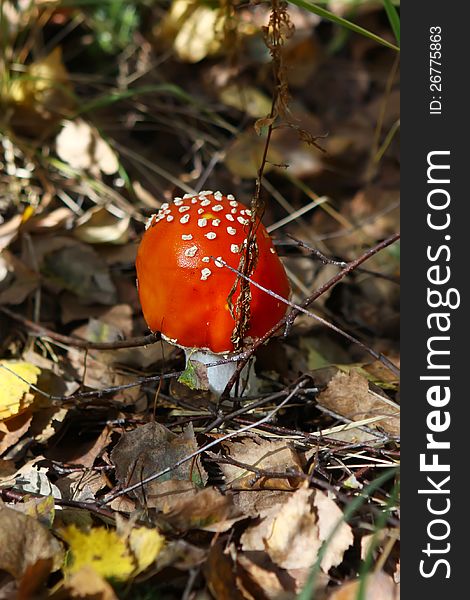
402, 3, 469, 597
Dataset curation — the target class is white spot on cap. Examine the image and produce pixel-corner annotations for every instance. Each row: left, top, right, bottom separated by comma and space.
174, 197, 182, 202
202, 256, 210, 263
182, 234, 193, 240
183, 193, 194, 199
201, 268, 212, 280
161, 203, 169, 210
199, 190, 213, 196
229, 200, 238, 208
270, 247, 276, 254
174, 200, 183, 207
200, 199, 211, 207
212, 204, 223, 212
185, 245, 198, 257
180, 214, 190, 224
191, 197, 198, 204
212, 219, 221, 226
205, 232, 216, 240
230, 244, 240, 253
214, 257, 224, 267
245, 209, 252, 216
198, 218, 208, 227
227, 194, 235, 200
214, 191, 223, 201
237, 216, 248, 225
225, 214, 234, 221
198, 208, 204, 214
166, 215, 174, 222
231, 208, 237, 214
145, 215, 155, 230
227, 227, 237, 235
179, 205, 190, 213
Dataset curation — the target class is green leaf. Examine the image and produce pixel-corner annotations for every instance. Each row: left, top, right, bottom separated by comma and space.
382, 0, 401, 45
288, 0, 400, 52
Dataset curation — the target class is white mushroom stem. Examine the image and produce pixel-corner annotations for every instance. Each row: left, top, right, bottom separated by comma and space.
184, 349, 258, 397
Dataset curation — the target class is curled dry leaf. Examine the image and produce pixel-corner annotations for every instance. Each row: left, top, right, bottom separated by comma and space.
236, 552, 296, 600
0, 503, 64, 582
156, 0, 226, 63
204, 541, 245, 600
0, 410, 33, 456
241, 483, 353, 573
73, 207, 130, 245
0, 214, 23, 251
0, 250, 40, 305
6, 458, 61, 498
316, 369, 400, 437
56, 119, 119, 176
48, 565, 118, 600
327, 571, 399, 600
5, 47, 74, 136
165, 486, 239, 532
212, 434, 303, 491
219, 84, 273, 119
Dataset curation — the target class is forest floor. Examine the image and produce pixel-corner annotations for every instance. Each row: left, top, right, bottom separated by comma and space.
0, 1, 400, 598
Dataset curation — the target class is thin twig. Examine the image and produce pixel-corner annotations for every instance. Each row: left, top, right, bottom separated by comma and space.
100, 377, 309, 504
1, 306, 161, 350
211, 242, 400, 376
220, 233, 400, 399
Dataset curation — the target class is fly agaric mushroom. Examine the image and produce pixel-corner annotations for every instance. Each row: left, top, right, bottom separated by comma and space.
135, 191, 290, 395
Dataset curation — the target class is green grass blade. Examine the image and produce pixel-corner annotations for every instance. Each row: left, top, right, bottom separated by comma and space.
298, 468, 398, 599
288, 0, 400, 52
382, 0, 400, 45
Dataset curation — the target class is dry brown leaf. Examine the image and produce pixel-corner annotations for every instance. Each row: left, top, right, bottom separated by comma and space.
0, 503, 63, 582
56, 119, 119, 176
213, 435, 303, 491
55, 470, 106, 504
73, 207, 130, 245
111, 421, 205, 508
231, 489, 292, 518
6, 47, 74, 136
219, 84, 272, 118
156, 0, 226, 63
236, 553, 295, 600
316, 370, 399, 436
0, 214, 22, 251
241, 484, 352, 573
361, 528, 400, 561
165, 486, 238, 531
0, 410, 33, 455
4, 457, 61, 497
0, 250, 39, 305
49, 565, 118, 600
15, 494, 56, 528
204, 542, 245, 600
25, 207, 74, 232
327, 571, 399, 600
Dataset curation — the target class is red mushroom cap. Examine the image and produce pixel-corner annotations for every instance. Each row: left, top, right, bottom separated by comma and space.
136, 192, 290, 354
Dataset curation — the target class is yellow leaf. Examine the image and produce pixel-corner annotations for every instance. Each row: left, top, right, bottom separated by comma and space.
219, 84, 273, 119
158, 0, 225, 63
8, 47, 71, 108
61, 526, 135, 581
0, 361, 40, 420
128, 527, 165, 572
